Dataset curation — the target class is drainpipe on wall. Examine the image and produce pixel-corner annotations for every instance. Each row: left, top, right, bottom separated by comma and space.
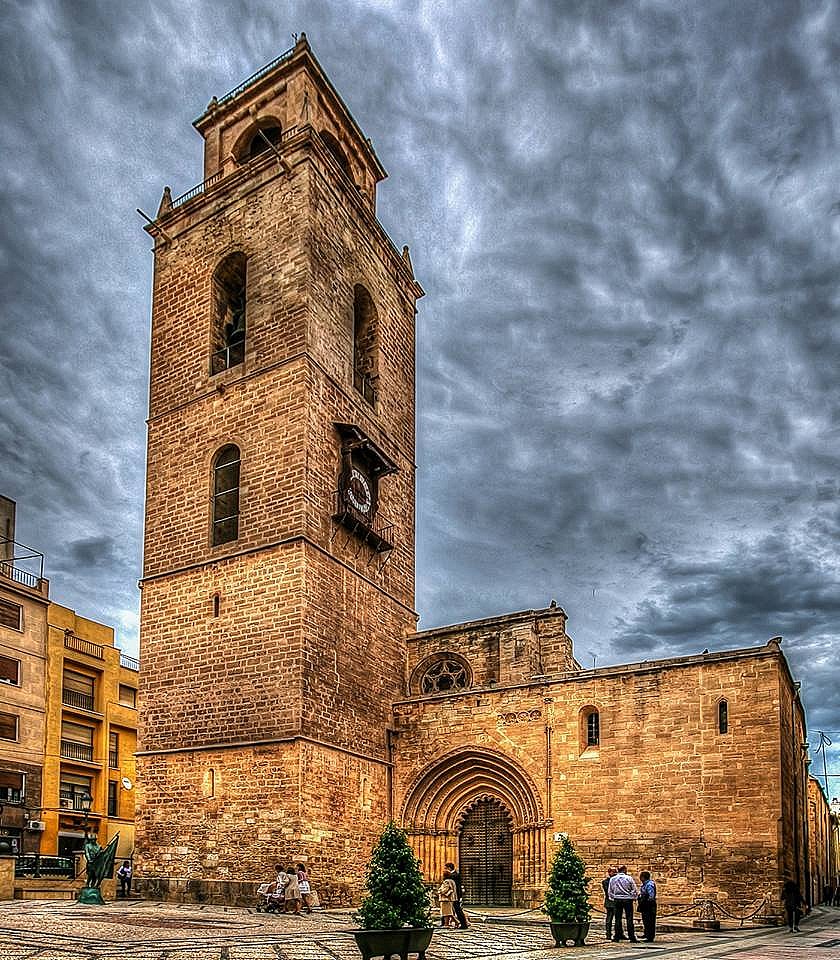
791, 687, 801, 893
544, 725, 552, 819
386, 727, 397, 821
803, 747, 812, 906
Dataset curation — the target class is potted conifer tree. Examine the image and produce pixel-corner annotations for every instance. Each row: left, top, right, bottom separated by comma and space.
353, 822, 434, 960
542, 835, 592, 947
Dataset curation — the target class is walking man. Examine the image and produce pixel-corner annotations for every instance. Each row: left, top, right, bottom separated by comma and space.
638, 870, 657, 942
602, 866, 617, 941
444, 861, 469, 929
781, 878, 806, 932
607, 865, 639, 942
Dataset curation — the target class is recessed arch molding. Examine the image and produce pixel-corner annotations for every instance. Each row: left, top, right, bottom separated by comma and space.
400, 745, 545, 832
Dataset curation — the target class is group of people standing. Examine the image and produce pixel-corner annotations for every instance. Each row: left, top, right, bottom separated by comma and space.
602, 865, 657, 943
273, 863, 317, 913
437, 862, 469, 929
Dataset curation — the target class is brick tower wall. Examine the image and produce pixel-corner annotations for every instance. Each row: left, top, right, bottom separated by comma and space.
134, 739, 391, 904
138, 53, 420, 902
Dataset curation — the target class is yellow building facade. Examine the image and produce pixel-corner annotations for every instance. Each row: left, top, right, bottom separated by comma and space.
0, 496, 49, 856
42, 604, 138, 860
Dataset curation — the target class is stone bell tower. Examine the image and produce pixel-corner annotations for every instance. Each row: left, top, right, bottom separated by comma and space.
135, 35, 422, 901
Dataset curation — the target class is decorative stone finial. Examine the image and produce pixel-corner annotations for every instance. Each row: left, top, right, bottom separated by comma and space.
157, 186, 173, 218
401, 245, 414, 277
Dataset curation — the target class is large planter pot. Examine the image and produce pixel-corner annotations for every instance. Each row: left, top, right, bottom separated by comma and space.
549, 921, 590, 947
352, 926, 434, 960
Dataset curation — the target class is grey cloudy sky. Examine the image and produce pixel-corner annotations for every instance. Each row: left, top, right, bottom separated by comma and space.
1, 0, 838, 780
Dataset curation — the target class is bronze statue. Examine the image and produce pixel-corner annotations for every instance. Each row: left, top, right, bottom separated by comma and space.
78, 833, 119, 904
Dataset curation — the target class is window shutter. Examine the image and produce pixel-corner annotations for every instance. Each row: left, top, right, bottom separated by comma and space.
0, 712, 18, 740
0, 598, 22, 630
0, 655, 19, 683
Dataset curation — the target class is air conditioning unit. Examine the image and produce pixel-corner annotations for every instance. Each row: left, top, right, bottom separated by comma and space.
27, 820, 46, 831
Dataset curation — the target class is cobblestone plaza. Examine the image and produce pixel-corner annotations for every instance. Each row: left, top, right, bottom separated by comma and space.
0, 901, 838, 960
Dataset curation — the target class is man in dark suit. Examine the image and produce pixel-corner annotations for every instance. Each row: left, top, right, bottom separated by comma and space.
602, 867, 617, 940
444, 861, 469, 929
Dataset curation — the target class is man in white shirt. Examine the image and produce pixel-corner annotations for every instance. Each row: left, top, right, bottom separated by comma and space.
607, 865, 639, 942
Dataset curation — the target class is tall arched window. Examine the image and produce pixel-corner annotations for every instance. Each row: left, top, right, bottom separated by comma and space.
718, 699, 729, 735
211, 254, 247, 374
353, 284, 378, 405
211, 445, 240, 545
580, 706, 600, 750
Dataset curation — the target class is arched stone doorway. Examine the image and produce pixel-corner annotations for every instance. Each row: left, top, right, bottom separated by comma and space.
458, 797, 513, 905
400, 746, 548, 907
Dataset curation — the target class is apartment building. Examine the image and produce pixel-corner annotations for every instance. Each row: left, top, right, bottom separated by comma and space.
0, 496, 49, 856
0, 496, 138, 861
43, 604, 138, 859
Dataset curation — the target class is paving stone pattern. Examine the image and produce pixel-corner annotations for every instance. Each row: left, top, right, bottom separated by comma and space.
0, 903, 838, 960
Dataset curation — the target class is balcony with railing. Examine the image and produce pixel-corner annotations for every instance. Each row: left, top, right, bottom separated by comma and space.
59, 740, 94, 763
109, 750, 119, 769
167, 125, 300, 215
0, 539, 48, 595
63, 632, 104, 660
61, 688, 95, 712
333, 491, 393, 554
215, 44, 297, 107
119, 653, 140, 672
15, 854, 75, 879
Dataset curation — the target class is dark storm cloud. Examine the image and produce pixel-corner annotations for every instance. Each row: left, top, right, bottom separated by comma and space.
1, 1, 838, 775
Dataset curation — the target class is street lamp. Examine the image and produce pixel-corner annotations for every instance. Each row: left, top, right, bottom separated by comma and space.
80, 792, 93, 840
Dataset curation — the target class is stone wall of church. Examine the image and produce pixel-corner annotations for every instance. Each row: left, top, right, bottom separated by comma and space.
808, 777, 835, 905
406, 607, 576, 695
393, 640, 798, 915
778, 671, 809, 891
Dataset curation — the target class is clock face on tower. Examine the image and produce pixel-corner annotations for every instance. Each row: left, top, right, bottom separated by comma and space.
345, 467, 373, 515
333, 423, 397, 552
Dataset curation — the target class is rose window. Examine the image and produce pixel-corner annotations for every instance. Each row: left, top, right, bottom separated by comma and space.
420, 658, 469, 694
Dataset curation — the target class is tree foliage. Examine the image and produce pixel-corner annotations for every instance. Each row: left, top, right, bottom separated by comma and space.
355, 822, 432, 930
542, 835, 592, 923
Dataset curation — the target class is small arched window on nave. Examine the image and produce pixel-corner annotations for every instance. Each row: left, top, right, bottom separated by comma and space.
580, 705, 600, 751
718, 698, 729, 735
211, 445, 240, 545
210, 253, 247, 374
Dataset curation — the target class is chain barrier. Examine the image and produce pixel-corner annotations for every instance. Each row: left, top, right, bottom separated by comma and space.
701, 897, 770, 925
464, 906, 543, 922
462, 897, 772, 927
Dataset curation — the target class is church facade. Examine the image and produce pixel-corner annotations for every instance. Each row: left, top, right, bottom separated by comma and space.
135, 38, 812, 916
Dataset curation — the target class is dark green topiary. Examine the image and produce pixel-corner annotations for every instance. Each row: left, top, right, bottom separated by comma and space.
355, 822, 432, 930
542, 835, 592, 923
